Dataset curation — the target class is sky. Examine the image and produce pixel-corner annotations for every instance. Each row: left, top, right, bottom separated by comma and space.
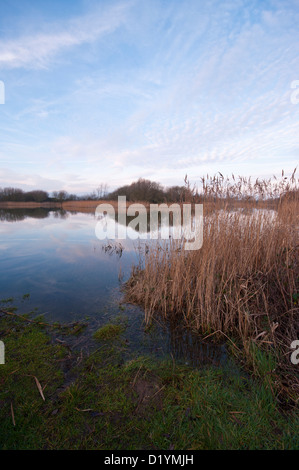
0, 0, 298, 194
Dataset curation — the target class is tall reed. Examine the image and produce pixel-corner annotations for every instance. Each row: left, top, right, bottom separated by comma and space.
126, 171, 298, 400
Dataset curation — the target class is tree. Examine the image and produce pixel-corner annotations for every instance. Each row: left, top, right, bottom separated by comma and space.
0, 187, 25, 201
107, 179, 165, 203
52, 190, 69, 204
96, 183, 109, 199
24, 190, 49, 202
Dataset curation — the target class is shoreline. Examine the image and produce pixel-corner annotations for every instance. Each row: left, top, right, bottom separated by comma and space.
0, 309, 298, 450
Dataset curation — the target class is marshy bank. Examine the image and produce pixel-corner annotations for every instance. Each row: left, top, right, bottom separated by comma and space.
125, 176, 299, 405
0, 173, 298, 449
0, 310, 298, 450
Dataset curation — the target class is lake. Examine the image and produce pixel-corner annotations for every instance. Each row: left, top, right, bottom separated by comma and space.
0, 207, 226, 366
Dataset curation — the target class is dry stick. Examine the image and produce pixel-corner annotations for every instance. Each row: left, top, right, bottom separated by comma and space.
131, 365, 143, 388
151, 384, 166, 400
201, 329, 241, 352
170, 352, 176, 375
75, 408, 93, 412
32, 376, 46, 401
0, 308, 53, 327
10, 402, 15, 426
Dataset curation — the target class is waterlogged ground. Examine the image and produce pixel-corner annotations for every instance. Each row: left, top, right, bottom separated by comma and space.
0, 312, 298, 450
0, 207, 224, 365
0, 207, 298, 450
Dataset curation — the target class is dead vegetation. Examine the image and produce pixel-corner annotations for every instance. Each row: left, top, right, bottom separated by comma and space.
126, 171, 299, 402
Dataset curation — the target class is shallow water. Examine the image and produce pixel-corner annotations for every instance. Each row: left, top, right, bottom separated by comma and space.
0, 207, 226, 366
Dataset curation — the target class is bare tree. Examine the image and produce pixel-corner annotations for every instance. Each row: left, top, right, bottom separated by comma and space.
96, 183, 109, 199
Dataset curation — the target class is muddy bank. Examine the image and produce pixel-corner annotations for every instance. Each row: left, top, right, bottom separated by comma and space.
0, 311, 298, 450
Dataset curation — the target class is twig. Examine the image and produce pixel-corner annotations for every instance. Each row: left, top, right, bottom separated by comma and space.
202, 329, 241, 352
10, 402, 15, 426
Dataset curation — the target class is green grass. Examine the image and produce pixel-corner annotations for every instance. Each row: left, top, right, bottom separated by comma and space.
93, 323, 125, 341
0, 314, 298, 450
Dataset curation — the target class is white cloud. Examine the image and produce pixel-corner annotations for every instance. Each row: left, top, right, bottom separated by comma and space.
0, 2, 131, 69
0, 0, 298, 191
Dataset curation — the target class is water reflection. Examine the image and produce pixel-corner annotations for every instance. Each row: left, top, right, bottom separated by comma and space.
0, 208, 226, 366
167, 327, 227, 366
0, 208, 70, 222
1, 207, 182, 233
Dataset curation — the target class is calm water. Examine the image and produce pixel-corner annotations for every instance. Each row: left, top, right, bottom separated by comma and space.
0, 208, 226, 366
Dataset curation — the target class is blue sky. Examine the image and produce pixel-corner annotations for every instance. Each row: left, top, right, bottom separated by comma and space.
0, 0, 298, 194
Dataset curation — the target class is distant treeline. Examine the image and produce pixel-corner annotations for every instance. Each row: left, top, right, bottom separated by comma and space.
0, 179, 188, 204
0, 174, 297, 203
0, 187, 78, 203
107, 179, 187, 203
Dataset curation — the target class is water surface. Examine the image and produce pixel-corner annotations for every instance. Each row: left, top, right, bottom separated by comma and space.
0, 208, 226, 366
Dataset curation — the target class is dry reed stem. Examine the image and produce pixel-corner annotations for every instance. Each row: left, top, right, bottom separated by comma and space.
126, 173, 299, 400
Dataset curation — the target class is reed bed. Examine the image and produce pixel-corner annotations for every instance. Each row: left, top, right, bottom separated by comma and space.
0, 199, 148, 212
126, 172, 299, 401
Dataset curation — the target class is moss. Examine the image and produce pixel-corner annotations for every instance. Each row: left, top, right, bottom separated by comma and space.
0, 313, 298, 450
93, 323, 125, 341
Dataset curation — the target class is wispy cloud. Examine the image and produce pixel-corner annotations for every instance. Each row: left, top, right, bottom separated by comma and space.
0, 0, 298, 192
0, 2, 131, 69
